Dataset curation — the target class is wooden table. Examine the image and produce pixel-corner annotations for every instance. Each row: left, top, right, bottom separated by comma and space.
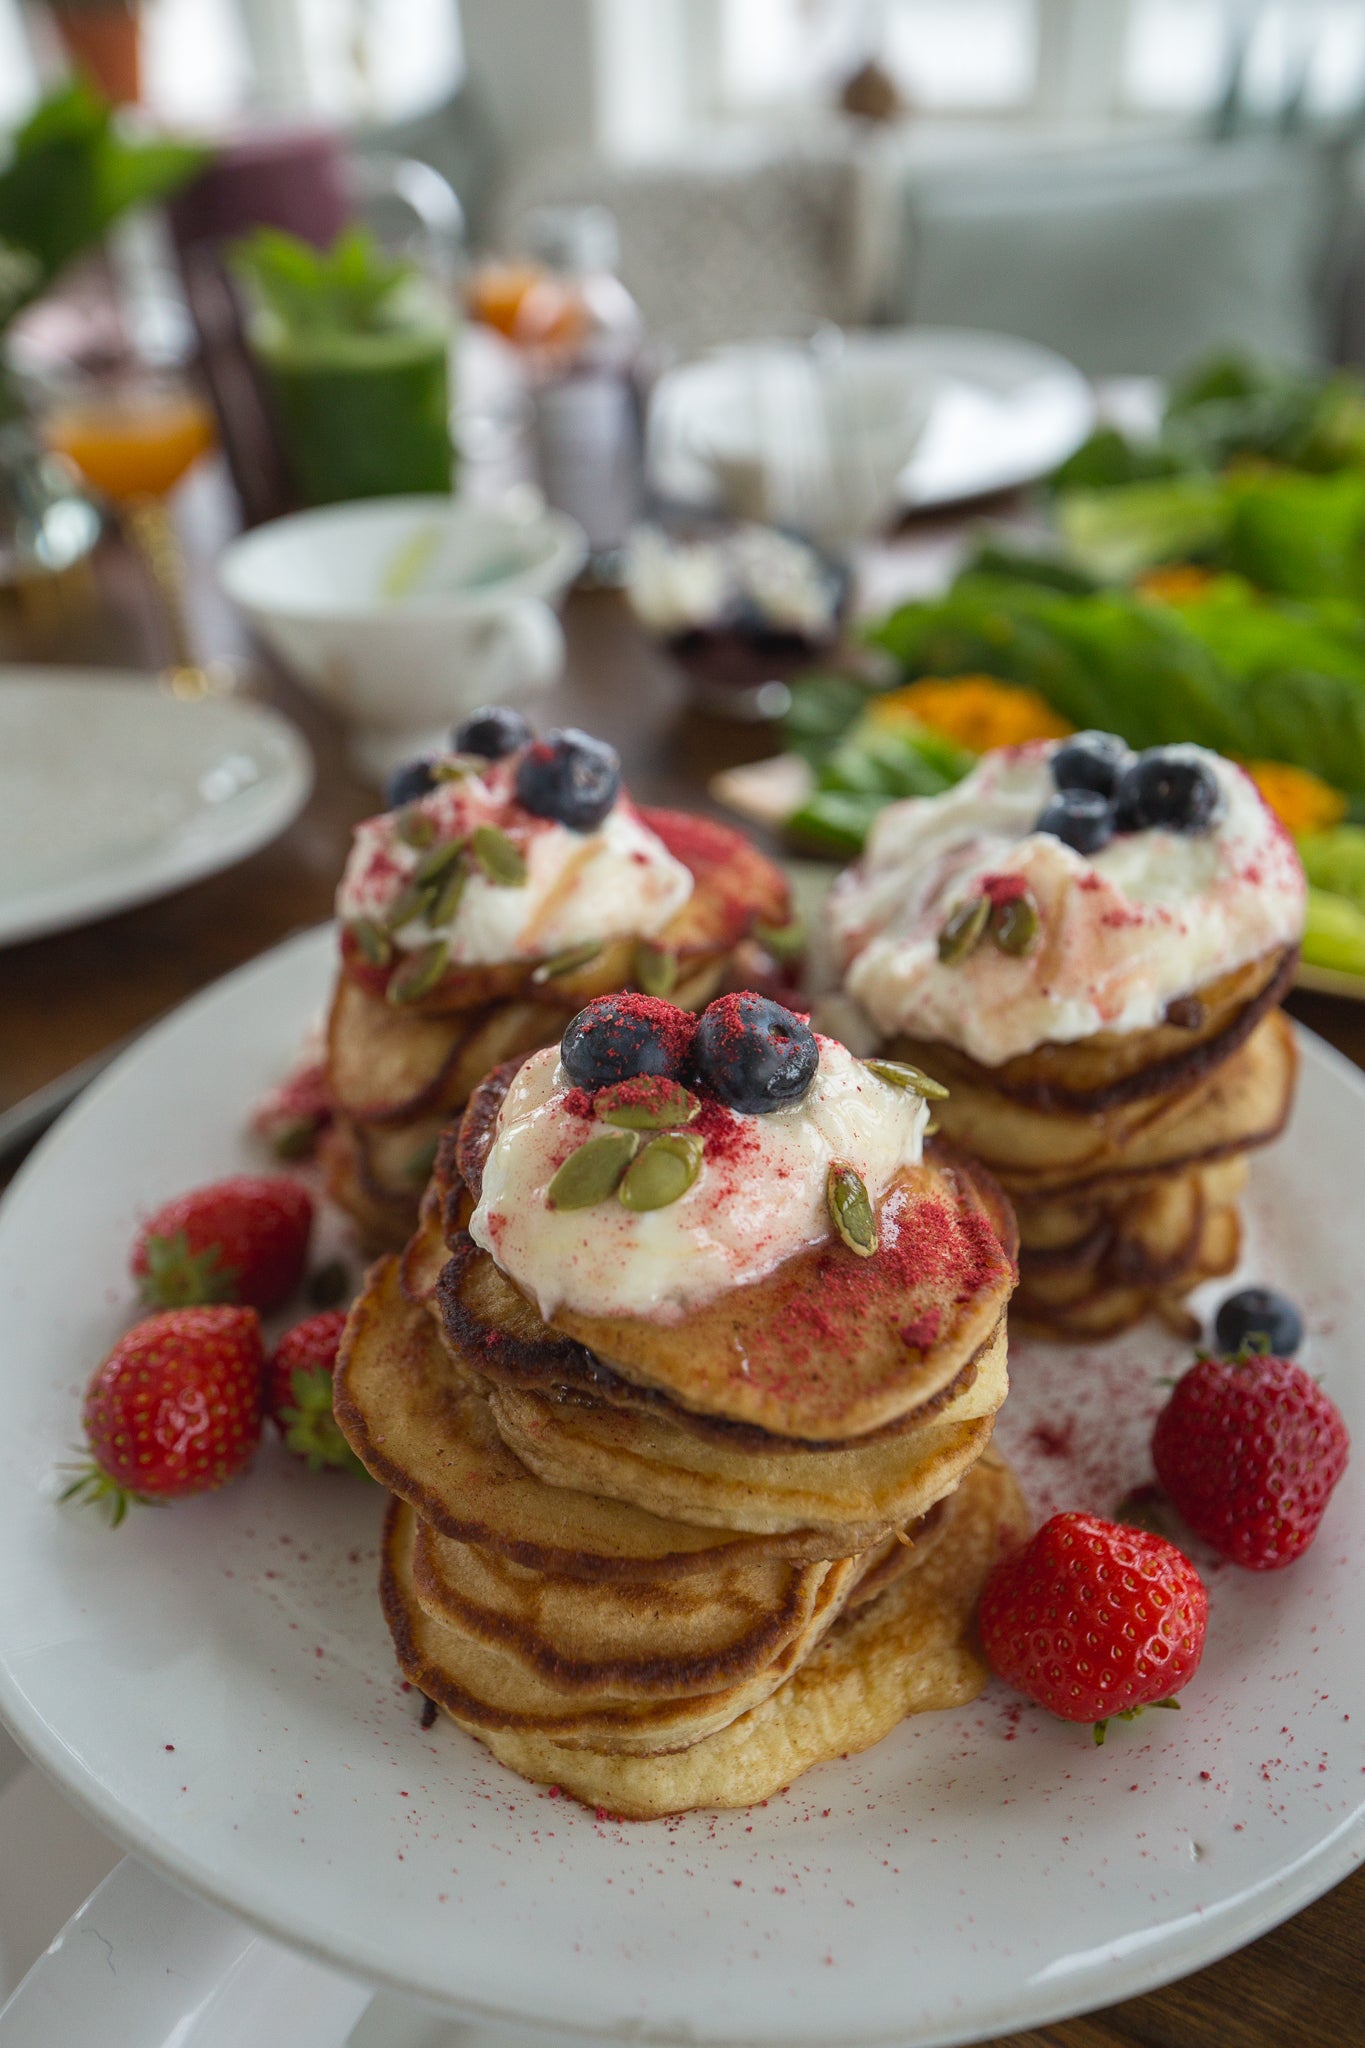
2, 477, 1361, 2046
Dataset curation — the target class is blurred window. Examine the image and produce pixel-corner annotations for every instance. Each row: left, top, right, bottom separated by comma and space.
719, 0, 1039, 113
0, 0, 464, 129
715, 0, 1365, 125
1123, 0, 1365, 119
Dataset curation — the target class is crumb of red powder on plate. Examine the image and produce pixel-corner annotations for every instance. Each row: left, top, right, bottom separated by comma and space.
1028, 1418, 1076, 1459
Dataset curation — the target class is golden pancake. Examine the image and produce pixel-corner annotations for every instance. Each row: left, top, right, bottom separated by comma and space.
486, 1321, 1008, 1541
464, 1159, 1014, 1444
335, 1261, 852, 1570
888, 943, 1295, 1114
423, 1451, 1029, 1818
433, 1230, 994, 1453
382, 1498, 865, 1752
328, 982, 556, 1125
410, 1521, 842, 1700
922, 1007, 1295, 1197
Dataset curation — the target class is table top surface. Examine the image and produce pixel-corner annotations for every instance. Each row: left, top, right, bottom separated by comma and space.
1, 470, 1361, 2047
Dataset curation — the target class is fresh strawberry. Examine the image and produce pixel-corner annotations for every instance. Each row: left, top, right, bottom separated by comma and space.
63, 1307, 264, 1522
1152, 1351, 1350, 1570
132, 1175, 313, 1312
979, 1512, 1208, 1739
265, 1310, 366, 1476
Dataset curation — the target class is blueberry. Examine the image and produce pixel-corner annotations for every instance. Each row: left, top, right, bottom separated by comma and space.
1035, 788, 1115, 856
1051, 731, 1133, 800
515, 728, 622, 832
1114, 749, 1220, 834
1214, 1286, 1304, 1358
386, 757, 436, 808
453, 705, 532, 759
694, 993, 818, 1115
561, 995, 695, 1091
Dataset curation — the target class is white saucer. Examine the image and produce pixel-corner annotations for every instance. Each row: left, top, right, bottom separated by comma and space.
649, 327, 1095, 518
0, 669, 312, 947
0, 927, 1360, 2045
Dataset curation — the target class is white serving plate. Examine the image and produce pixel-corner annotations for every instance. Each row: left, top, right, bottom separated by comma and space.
0, 669, 312, 947
0, 925, 1360, 2047
649, 328, 1096, 519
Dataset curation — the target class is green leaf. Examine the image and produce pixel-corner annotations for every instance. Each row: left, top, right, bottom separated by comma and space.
0, 83, 208, 329
230, 223, 417, 340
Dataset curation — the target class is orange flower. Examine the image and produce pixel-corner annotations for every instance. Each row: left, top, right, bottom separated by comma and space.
1243, 760, 1346, 837
868, 675, 1071, 753
1135, 564, 1217, 605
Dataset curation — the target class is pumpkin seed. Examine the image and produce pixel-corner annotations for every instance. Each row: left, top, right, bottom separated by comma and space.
634, 940, 677, 997
395, 805, 438, 850
937, 894, 990, 965
432, 754, 480, 781
426, 862, 468, 928
754, 917, 806, 964
595, 1078, 700, 1129
414, 836, 466, 886
618, 1132, 704, 1211
531, 941, 602, 984
384, 879, 433, 933
827, 1163, 878, 1257
990, 891, 1040, 957
547, 1129, 639, 1209
386, 939, 449, 1005
470, 823, 527, 885
347, 917, 393, 969
863, 1057, 949, 1101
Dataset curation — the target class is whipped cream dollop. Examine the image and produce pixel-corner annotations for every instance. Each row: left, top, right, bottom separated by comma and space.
468, 1038, 929, 1320
336, 758, 693, 964
831, 742, 1305, 1067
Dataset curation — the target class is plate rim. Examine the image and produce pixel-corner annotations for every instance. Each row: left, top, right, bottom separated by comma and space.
0, 669, 313, 949
0, 925, 1362, 2046
648, 323, 1096, 517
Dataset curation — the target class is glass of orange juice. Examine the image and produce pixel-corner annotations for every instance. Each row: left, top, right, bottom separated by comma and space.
43, 361, 221, 687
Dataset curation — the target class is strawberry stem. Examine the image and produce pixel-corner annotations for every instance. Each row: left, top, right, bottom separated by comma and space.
138, 1231, 238, 1309
280, 1367, 371, 1478
57, 1461, 158, 1528
1093, 1696, 1182, 1744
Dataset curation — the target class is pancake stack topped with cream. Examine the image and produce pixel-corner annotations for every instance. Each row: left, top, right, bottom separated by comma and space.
325, 708, 789, 1246
830, 735, 1305, 1338
335, 991, 1027, 1817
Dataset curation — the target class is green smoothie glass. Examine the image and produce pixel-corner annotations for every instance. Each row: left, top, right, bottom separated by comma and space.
235, 226, 455, 507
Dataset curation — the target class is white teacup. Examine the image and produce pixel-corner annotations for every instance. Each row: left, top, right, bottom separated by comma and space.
219, 494, 586, 784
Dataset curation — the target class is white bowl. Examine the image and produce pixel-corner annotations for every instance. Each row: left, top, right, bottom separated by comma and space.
219, 495, 586, 783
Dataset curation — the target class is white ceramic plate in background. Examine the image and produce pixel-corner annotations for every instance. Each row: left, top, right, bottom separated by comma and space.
0, 926, 1360, 2046
0, 670, 312, 948
649, 327, 1096, 519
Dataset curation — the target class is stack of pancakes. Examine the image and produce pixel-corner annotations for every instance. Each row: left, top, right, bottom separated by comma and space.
323, 811, 788, 1246
883, 944, 1298, 1338
336, 1064, 1028, 1818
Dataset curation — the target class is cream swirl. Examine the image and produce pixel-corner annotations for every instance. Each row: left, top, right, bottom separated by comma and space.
468, 1039, 929, 1320
831, 742, 1304, 1067
335, 757, 693, 964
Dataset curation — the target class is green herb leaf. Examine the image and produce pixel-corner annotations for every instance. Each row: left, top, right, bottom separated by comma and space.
469, 823, 527, 885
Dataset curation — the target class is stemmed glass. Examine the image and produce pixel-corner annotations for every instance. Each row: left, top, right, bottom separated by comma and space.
42, 352, 225, 696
